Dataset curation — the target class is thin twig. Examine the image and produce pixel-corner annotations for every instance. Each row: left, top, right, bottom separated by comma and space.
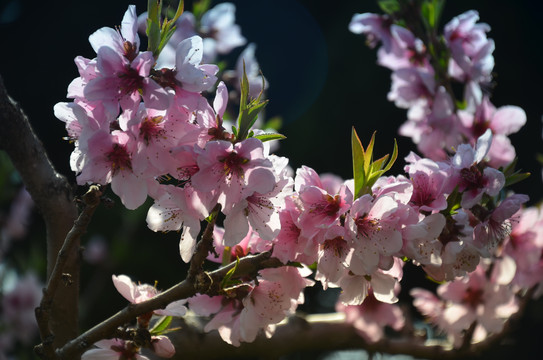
187, 203, 222, 282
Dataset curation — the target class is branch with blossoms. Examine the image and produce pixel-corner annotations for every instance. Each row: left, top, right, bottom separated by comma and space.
165, 286, 535, 360
1, 0, 542, 359
56, 249, 284, 360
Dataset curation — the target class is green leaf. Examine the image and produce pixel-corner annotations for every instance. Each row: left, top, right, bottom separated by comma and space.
363, 132, 376, 175
371, 154, 390, 173
221, 256, 240, 289
192, 0, 211, 19
253, 133, 286, 142
381, 138, 398, 173
352, 129, 398, 198
150, 316, 173, 335
421, 0, 446, 29
146, 0, 162, 55
505, 172, 531, 187
235, 61, 268, 142
285, 261, 303, 268
442, 187, 461, 216
147, 0, 185, 58
502, 157, 530, 187
352, 127, 366, 199
378, 0, 401, 15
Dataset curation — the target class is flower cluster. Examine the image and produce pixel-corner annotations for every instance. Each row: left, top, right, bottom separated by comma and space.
349, 9, 526, 166
53, 1, 541, 357
349, 3, 541, 348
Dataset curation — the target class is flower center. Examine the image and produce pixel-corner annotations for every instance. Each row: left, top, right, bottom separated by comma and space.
355, 216, 380, 238
462, 287, 484, 310
139, 116, 164, 145
322, 236, 346, 258
106, 144, 132, 174
119, 67, 144, 96
219, 151, 249, 178
460, 165, 485, 190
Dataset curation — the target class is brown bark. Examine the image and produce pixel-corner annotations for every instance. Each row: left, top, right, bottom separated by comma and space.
0, 74, 79, 351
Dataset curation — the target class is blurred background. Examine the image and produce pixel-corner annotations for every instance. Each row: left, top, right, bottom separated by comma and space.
1, 0, 543, 359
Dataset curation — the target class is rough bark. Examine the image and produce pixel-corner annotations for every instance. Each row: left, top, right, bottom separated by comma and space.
0, 74, 79, 350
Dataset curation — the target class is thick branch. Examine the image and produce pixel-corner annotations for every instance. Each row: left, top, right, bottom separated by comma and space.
35, 186, 102, 359
0, 74, 79, 349
166, 309, 526, 360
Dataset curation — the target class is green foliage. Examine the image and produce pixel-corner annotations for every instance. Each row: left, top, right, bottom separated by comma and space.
150, 315, 173, 335
253, 133, 287, 143
351, 128, 398, 199
220, 256, 240, 289
235, 62, 270, 142
378, 0, 401, 15
441, 187, 461, 216
421, 0, 446, 30
147, 0, 185, 59
503, 158, 530, 187
192, 0, 211, 19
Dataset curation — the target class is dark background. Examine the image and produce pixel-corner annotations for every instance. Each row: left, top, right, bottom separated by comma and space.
1, 0, 543, 359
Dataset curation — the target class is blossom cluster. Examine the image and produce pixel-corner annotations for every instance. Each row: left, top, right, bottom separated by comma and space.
349, 4, 543, 346
53, 1, 540, 357
349, 10, 526, 167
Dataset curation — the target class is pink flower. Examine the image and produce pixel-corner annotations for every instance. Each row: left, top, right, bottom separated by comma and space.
458, 97, 526, 168
503, 207, 543, 290
349, 13, 394, 51
437, 264, 519, 346
422, 210, 481, 281
295, 166, 352, 238
191, 138, 276, 214
388, 68, 435, 109
445, 10, 494, 86
82, 339, 149, 360
379, 25, 429, 70
199, 3, 247, 57
402, 213, 446, 266
222, 155, 293, 245
337, 259, 403, 305
399, 87, 464, 161
112, 275, 186, 317
151, 336, 175, 358
346, 194, 403, 275
76, 130, 149, 210
473, 194, 529, 257
336, 289, 405, 343
174, 36, 219, 93
272, 196, 318, 265
84, 48, 170, 115
314, 225, 350, 289
1, 273, 42, 344
450, 129, 505, 209
188, 267, 313, 347
404, 156, 450, 212
88, 5, 140, 58
146, 185, 208, 263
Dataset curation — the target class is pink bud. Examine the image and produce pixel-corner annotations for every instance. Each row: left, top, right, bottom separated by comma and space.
152, 336, 175, 358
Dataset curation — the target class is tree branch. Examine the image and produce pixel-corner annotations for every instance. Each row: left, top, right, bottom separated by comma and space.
56, 250, 284, 359
187, 203, 221, 282
165, 305, 532, 360
0, 74, 79, 350
34, 186, 102, 359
